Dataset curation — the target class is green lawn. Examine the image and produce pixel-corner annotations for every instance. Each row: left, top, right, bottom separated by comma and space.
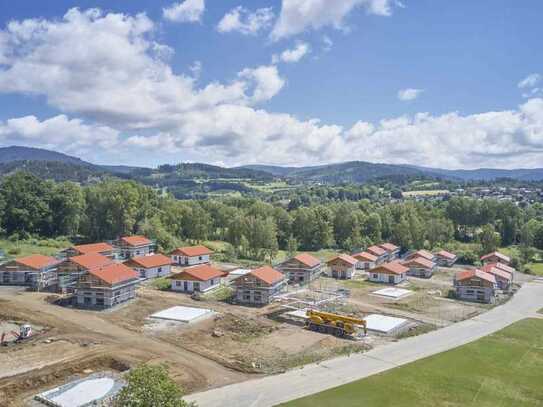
282, 318, 543, 407
526, 262, 543, 276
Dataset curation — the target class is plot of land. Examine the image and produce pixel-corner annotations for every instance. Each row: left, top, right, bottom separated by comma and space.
282, 318, 543, 407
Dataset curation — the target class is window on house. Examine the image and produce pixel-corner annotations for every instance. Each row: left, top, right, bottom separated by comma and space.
184, 281, 188, 291
96, 298, 104, 306
194, 282, 200, 292
158, 267, 162, 273
199, 256, 203, 261
373, 274, 378, 279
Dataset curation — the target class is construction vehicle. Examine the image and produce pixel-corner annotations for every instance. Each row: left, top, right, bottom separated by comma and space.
305, 310, 367, 338
1, 324, 32, 345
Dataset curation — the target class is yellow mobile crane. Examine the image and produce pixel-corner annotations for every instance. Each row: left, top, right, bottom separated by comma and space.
305, 310, 367, 338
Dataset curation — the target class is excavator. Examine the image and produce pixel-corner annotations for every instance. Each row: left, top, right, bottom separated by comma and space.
0, 324, 32, 345
305, 310, 367, 338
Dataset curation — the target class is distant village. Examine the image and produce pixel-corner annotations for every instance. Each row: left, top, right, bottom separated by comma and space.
401, 185, 543, 204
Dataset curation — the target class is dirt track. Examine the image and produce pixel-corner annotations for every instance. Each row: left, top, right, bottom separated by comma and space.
0, 288, 249, 406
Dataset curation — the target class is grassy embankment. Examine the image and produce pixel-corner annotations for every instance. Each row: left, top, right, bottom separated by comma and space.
0, 237, 71, 259
282, 318, 543, 407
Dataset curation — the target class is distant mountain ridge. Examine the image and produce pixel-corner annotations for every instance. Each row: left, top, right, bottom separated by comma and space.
1, 146, 543, 184
0, 146, 92, 166
240, 162, 543, 183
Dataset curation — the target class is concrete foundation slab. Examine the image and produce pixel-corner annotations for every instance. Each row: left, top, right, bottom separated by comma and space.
150, 305, 213, 323
365, 314, 410, 335
35, 372, 124, 407
284, 309, 309, 320
371, 287, 413, 299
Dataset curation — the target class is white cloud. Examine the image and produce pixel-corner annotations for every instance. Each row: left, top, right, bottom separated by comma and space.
271, 0, 396, 41
0, 8, 280, 130
0, 115, 120, 153
518, 73, 541, 89
0, 8, 542, 170
238, 65, 285, 104
217, 6, 274, 35
272, 42, 310, 63
397, 88, 424, 101
163, 0, 205, 23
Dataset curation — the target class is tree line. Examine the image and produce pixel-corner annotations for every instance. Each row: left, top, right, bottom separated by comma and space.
1, 172, 543, 263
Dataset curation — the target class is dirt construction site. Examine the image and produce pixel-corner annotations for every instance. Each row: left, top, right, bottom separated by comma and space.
0, 266, 506, 406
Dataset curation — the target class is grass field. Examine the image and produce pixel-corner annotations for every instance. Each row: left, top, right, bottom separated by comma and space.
0, 238, 71, 259
282, 318, 543, 407
526, 262, 543, 276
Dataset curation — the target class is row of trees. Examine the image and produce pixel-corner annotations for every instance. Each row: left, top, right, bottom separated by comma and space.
1, 172, 543, 261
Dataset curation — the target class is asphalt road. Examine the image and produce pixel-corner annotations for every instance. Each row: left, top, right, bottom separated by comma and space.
186, 281, 543, 407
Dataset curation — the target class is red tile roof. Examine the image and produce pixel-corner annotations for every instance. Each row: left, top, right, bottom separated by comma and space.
379, 243, 399, 252
89, 263, 139, 285
352, 251, 378, 262
120, 235, 152, 247
15, 255, 59, 270
367, 245, 386, 256
125, 254, 172, 269
403, 256, 435, 269
435, 250, 456, 260
494, 262, 515, 274
69, 253, 113, 270
371, 261, 409, 275
481, 264, 513, 281
327, 254, 358, 266
481, 251, 510, 263
72, 242, 113, 255
171, 264, 225, 282
410, 250, 434, 261
293, 253, 321, 268
250, 266, 285, 285
170, 245, 213, 257
455, 269, 496, 284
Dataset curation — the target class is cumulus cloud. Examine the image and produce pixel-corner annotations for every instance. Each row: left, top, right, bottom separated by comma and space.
0, 8, 542, 169
217, 6, 274, 35
397, 88, 424, 101
272, 42, 310, 63
163, 0, 205, 23
238, 65, 286, 104
271, 0, 396, 41
0, 8, 280, 130
0, 115, 120, 153
342, 98, 543, 169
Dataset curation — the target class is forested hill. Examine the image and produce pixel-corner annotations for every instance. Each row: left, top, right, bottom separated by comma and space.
241, 162, 543, 183
0, 160, 114, 183
0, 147, 274, 185
3, 146, 543, 186
242, 162, 426, 183
0, 146, 92, 165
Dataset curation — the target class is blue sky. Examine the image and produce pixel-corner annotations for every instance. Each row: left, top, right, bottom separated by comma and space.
0, 0, 542, 168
